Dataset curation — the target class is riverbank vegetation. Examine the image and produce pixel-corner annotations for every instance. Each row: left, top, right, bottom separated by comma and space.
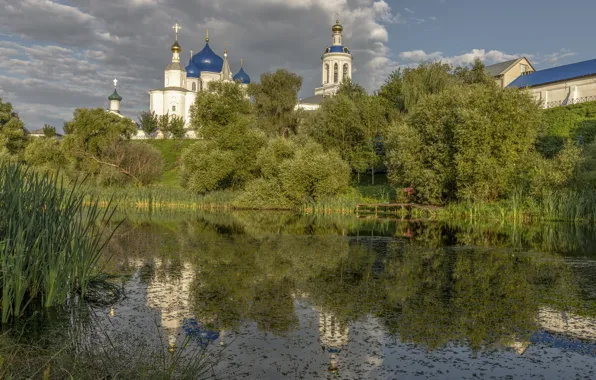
0, 163, 120, 323
3, 58, 596, 222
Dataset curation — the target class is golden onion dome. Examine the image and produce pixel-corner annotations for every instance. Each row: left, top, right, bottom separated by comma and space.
332, 20, 343, 33
171, 40, 181, 53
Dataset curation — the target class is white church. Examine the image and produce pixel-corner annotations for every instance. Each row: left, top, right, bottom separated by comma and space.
109, 19, 352, 137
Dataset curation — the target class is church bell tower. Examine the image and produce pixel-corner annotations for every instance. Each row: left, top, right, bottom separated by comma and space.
314, 18, 353, 97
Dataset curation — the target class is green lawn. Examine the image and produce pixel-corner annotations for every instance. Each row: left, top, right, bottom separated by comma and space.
134, 139, 195, 188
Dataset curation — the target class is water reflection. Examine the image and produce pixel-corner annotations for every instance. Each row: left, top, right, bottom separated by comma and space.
101, 212, 596, 378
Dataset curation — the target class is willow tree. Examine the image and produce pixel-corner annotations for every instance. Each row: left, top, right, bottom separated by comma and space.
248, 69, 302, 137
183, 81, 265, 193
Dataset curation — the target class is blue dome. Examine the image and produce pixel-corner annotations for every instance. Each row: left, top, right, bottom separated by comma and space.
233, 67, 251, 84
325, 46, 350, 54
192, 43, 223, 73
185, 57, 201, 78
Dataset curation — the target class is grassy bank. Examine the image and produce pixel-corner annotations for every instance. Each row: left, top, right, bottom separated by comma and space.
0, 163, 118, 323
136, 139, 194, 188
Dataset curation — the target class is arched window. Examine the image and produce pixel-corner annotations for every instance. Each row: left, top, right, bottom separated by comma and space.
334, 63, 338, 83
343, 64, 349, 81
325, 64, 329, 84
172, 105, 176, 112
192, 82, 196, 91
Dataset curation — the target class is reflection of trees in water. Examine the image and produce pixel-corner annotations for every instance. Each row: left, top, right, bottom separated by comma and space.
104, 212, 589, 351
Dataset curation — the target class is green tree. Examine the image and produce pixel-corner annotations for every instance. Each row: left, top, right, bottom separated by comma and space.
305, 91, 392, 181
138, 111, 158, 136
453, 58, 496, 86
158, 112, 170, 137
182, 81, 265, 193
248, 69, 302, 137
337, 78, 367, 101
0, 98, 28, 157
168, 115, 186, 139
190, 81, 253, 139
42, 124, 57, 138
378, 62, 455, 113
385, 84, 542, 204
62, 108, 143, 184
278, 140, 351, 204
24, 137, 67, 170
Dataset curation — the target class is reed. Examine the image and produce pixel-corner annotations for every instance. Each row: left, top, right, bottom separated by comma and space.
0, 163, 119, 323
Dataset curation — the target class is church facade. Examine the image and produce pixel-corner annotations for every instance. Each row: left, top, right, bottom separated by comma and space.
138, 24, 250, 139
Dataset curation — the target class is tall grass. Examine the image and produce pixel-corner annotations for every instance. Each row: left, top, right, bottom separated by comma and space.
0, 163, 119, 323
442, 190, 596, 224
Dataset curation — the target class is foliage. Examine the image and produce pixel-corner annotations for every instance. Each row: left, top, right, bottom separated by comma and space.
277, 140, 351, 204
0, 98, 28, 156
42, 124, 57, 138
378, 61, 456, 113
141, 139, 194, 187
138, 111, 159, 136
248, 69, 303, 137
190, 81, 253, 138
385, 84, 542, 204
24, 137, 67, 170
183, 81, 265, 194
305, 91, 392, 176
98, 142, 164, 186
180, 142, 238, 193
160, 114, 186, 139
538, 101, 596, 157
0, 163, 118, 323
61, 108, 155, 185
168, 115, 186, 139
336, 78, 367, 100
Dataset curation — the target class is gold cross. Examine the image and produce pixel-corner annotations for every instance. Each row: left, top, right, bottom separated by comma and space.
173, 23, 181, 40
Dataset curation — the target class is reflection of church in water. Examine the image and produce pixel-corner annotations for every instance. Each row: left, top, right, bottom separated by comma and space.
143, 259, 221, 350
319, 310, 350, 373
140, 258, 351, 372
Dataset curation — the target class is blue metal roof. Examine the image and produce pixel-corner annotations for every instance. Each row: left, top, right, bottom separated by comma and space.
185, 57, 201, 78
233, 67, 250, 84
191, 43, 223, 74
325, 46, 350, 54
530, 330, 596, 357
508, 58, 596, 88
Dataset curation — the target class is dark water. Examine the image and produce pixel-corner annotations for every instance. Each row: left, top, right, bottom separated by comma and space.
94, 212, 596, 379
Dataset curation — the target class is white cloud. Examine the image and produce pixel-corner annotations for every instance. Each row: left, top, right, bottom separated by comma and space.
542, 48, 577, 66
0, 0, 403, 128
399, 48, 529, 67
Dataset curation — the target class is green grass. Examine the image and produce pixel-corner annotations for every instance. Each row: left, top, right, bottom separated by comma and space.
135, 139, 195, 188
0, 163, 119, 323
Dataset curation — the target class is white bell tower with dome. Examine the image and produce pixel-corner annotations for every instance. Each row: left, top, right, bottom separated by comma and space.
315, 18, 353, 96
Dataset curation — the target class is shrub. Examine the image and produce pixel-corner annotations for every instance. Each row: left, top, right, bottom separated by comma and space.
278, 141, 351, 204
24, 137, 67, 170
233, 178, 293, 209
181, 142, 237, 194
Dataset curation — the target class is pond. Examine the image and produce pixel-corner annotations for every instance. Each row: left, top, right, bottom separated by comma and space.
26, 212, 596, 378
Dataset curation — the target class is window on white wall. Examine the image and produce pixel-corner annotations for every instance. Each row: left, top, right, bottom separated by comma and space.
172, 105, 176, 112
325, 64, 329, 84
192, 82, 196, 91
334, 63, 338, 83
343, 64, 349, 81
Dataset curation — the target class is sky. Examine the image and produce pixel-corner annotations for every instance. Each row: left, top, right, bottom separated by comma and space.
0, 0, 594, 130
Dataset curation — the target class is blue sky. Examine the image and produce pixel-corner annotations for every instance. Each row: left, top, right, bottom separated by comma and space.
0, 0, 592, 129
385, 0, 592, 67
